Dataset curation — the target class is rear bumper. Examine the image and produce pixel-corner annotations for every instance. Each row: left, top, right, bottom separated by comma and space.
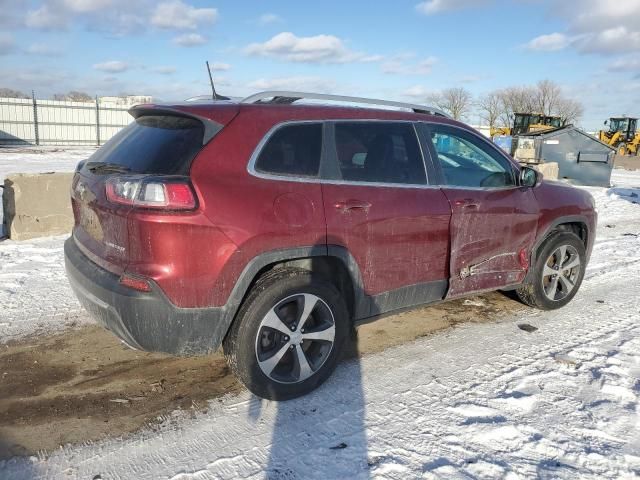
64, 237, 227, 355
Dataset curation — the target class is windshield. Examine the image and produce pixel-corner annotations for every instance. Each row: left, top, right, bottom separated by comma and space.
609, 118, 629, 133
546, 117, 562, 127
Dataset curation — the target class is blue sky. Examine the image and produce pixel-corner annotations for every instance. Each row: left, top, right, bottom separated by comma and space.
1, 0, 639, 130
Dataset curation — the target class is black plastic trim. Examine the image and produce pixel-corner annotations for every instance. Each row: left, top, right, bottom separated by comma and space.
523, 214, 592, 284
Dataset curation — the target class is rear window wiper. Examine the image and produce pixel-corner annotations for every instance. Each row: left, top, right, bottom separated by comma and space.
86, 162, 131, 174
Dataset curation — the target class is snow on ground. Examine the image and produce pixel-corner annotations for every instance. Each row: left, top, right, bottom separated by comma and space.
0, 167, 639, 479
0, 235, 87, 342
0, 146, 94, 178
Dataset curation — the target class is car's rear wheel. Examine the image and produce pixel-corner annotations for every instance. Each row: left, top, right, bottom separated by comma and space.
223, 267, 349, 400
516, 231, 586, 310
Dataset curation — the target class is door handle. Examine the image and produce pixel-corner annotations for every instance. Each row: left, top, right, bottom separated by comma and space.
334, 199, 372, 213
453, 199, 479, 210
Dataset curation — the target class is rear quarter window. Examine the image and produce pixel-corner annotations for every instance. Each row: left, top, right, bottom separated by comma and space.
86, 115, 204, 175
254, 123, 322, 177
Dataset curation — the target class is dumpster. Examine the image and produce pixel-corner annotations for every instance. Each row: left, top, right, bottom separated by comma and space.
513, 126, 615, 187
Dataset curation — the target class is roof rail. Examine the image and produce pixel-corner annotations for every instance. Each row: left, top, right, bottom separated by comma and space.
240, 91, 450, 118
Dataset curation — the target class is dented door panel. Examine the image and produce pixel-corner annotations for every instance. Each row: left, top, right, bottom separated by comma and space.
443, 187, 539, 297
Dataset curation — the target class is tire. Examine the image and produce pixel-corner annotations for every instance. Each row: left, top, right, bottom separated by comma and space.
223, 267, 349, 400
516, 231, 586, 310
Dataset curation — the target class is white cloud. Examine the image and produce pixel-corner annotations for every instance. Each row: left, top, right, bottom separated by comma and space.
574, 26, 640, 54
415, 0, 490, 15
524, 32, 570, 52
26, 43, 63, 56
560, 0, 640, 34
608, 56, 640, 74
402, 85, 435, 100
458, 74, 485, 83
0, 0, 25, 28
0, 33, 15, 55
63, 0, 114, 13
210, 62, 231, 71
245, 32, 378, 64
258, 13, 283, 25
523, 1, 640, 56
173, 33, 207, 46
25, 4, 69, 30
248, 76, 337, 93
382, 56, 438, 75
151, 0, 218, 30
151, 66, 177, 74
93, 60, 129, 73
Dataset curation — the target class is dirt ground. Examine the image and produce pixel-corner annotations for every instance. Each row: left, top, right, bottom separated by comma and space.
0, 292, 523, 459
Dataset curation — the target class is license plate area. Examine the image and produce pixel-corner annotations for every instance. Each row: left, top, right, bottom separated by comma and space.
79, 204, 104, 242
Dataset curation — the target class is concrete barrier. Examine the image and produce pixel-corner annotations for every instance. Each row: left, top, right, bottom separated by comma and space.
2, 172, 74, 240
535, 162, 559, 181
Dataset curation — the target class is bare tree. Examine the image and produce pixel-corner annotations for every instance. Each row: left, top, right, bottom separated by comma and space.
428, 87, 472, 120
0, 88, 29, 99
555, 97, 584, 124
534, 79, 562, 116
496, 86, 537, 126
53, 91, 93, 102
477, 91, 502, 129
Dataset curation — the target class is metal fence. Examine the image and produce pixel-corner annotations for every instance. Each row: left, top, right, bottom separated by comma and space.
0, 92, 133, 146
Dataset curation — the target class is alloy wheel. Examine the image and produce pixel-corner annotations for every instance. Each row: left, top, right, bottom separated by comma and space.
255, 293, 336, 384
541, 244, 581, 302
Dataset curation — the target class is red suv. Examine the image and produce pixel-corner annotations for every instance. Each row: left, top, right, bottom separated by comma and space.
65, 91, 596, 399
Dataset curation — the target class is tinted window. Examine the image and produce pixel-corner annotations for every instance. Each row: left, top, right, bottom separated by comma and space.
334, 123, 426, 184
255, 123, 322, 177
86, 115, 204, 175
429, 126, 516, 188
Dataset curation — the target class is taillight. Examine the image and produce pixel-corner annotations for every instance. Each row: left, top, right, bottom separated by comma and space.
106, 176, 197, 211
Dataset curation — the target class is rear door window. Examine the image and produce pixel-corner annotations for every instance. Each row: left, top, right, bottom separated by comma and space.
255, 123, 322, 177
332, 122, 426, 185
86, 115, 204, 175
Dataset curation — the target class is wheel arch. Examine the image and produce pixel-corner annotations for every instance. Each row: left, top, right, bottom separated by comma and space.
220, 246, 367, 342
525, 215, 590, 284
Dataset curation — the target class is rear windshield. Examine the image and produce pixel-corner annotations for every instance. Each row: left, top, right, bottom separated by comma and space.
86, 115, 204, 175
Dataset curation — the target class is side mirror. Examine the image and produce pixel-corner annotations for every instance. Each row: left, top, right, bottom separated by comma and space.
604, 120, 608, 126
519, 166, 540, 188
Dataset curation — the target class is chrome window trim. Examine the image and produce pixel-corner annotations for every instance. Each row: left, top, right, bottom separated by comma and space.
247, 119, 440, 190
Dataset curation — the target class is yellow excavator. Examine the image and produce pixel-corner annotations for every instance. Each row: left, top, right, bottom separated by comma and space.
491, 113, 564, 138
599, 117, 639, 156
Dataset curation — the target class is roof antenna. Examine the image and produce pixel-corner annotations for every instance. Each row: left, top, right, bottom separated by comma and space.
206, 61, 218, 100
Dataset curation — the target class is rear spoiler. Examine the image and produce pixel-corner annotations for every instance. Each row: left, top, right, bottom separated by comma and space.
128, 105, 223, 145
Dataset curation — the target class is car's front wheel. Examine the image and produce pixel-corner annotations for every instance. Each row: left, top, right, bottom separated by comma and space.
223, 267, 349, 400
516, 231, 586, 310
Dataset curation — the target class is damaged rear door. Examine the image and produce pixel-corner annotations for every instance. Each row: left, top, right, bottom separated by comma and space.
419, 123, 539, 297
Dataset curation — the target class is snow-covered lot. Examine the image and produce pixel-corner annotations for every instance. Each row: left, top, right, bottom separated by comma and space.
1, 162, 639, 479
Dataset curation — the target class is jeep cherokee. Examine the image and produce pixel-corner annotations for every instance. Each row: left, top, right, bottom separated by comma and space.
65, 91, 596, 400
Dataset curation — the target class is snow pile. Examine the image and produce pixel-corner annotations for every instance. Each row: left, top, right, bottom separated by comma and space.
0, 147, 94, 179
0, 147, 94, 237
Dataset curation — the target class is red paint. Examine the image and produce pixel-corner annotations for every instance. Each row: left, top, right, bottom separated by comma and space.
70, 102, 597, 309
443, 186, 540, 297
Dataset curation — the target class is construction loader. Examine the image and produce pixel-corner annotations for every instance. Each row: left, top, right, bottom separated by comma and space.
490, 113, 564, 138
599, 117, 640, 156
